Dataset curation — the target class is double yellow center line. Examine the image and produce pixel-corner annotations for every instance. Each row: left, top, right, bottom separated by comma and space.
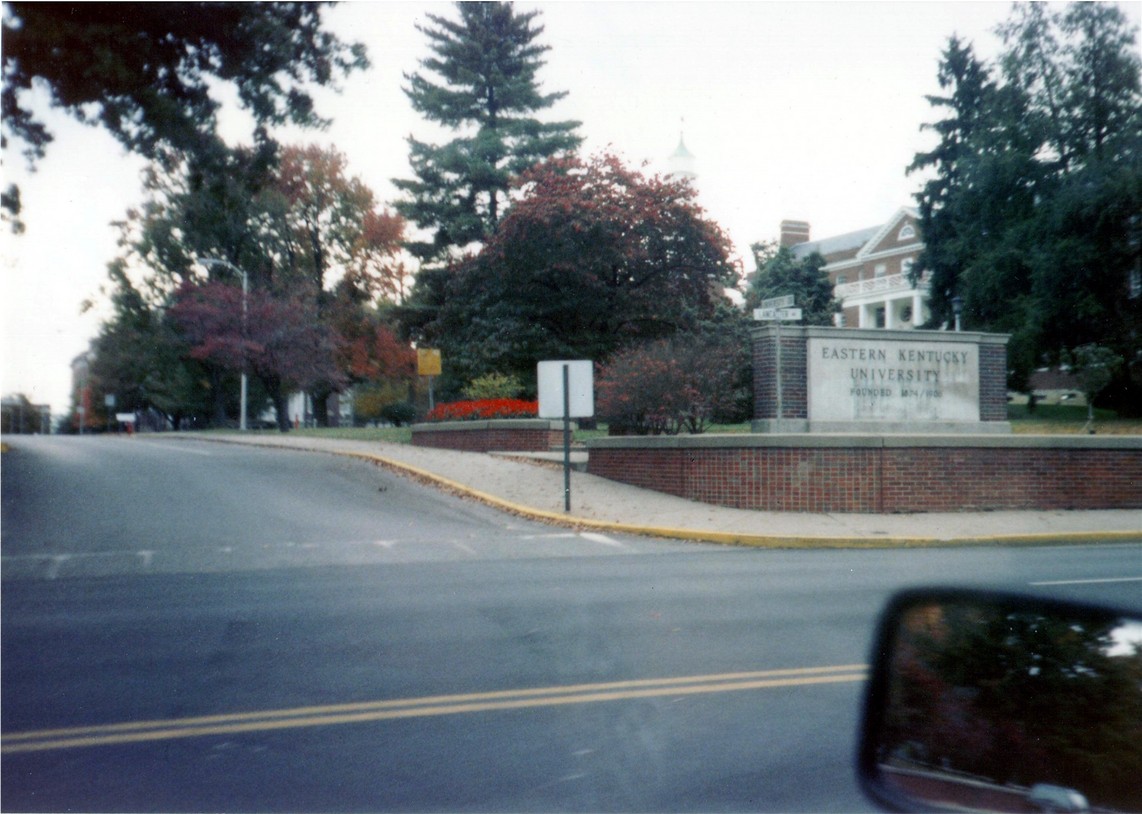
2, 664, 866, 754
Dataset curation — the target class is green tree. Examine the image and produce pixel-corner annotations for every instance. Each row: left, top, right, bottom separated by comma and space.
1065, 343, 1123, 426
393, 1, 582, 262
910, 4, 1142, 409
2, 2, 366, 227
745, 241, 839, 326
90, 262, 214, 430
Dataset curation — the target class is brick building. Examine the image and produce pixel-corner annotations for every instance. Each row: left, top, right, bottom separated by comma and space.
781, 207, 930, 329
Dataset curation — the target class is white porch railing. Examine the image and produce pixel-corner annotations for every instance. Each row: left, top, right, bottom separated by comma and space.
835, 271, 930, 299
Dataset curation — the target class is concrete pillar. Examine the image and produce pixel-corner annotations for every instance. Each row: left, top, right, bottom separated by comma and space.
884, 299, 896, 329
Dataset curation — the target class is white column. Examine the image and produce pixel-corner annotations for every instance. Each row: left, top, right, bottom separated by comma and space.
859, 303, 871, 329
884, 298, 896, 329
913, 292, 924, 327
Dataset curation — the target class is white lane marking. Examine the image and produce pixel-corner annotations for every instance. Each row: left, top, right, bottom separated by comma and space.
519, 532, 626, 548
450, 540, 477, 555
3, 551, 157, 579
1029, 576, 1142, 586
372, 540, 397, 549
579, 532, 627, 549
46, 555, 67, 580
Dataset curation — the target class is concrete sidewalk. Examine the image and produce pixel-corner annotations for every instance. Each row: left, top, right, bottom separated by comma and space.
177, 433, 1142, 548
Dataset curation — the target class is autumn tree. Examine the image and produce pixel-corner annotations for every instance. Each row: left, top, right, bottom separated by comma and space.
405, 152, 737, 390
169, 282, 344, 431
99, 141, 408, 428
260, 144, 407, 424
394, 1, 582, 262
2, 2, 366, 229
597, 333, 748, 435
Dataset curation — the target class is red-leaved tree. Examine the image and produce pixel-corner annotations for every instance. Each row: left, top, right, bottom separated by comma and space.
596, 334, 747, 435
403, 151, 737, 387
169, 281, 345, 430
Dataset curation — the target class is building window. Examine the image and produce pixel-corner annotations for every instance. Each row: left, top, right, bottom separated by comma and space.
836, 274, 847, 286
898, 224, 916, 240
875, 264, 887, 277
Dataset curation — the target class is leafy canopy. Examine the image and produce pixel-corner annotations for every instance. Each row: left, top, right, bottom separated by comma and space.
2, 3, 367, 229
3, 3, 366, 161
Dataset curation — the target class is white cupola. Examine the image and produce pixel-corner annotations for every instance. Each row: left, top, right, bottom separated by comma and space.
667, 131, 697, 182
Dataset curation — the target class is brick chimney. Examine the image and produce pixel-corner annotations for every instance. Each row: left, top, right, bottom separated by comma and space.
780, 220, 810, 247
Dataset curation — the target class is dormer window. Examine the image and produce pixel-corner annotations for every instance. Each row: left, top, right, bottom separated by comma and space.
898, 224, 916, 240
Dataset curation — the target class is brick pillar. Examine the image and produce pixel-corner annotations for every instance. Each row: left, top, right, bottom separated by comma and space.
751, 325, 808, 431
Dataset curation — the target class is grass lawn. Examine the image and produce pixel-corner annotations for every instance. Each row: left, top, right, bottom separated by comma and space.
219, 404, 1140, 444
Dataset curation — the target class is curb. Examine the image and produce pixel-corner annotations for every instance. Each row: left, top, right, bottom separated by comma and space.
174, 435, 1142, 550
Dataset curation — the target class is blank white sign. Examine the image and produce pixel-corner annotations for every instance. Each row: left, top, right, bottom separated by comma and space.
537, 360, 594, 418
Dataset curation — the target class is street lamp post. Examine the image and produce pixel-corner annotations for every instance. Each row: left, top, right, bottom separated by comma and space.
951, 295, 963, 332
197, 257, 248, 431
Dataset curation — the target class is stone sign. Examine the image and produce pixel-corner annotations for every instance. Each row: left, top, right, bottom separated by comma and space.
808, 336, 979, 423
751, 325, 1010, 433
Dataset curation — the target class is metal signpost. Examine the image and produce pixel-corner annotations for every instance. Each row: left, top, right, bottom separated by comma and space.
538, 360, 594, 511
753, 296, 801, 428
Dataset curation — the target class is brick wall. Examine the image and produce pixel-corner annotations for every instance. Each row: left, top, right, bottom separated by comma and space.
752, 325, 808, 420
587, 437, 1142, 513
979, 344, 1008, 421
412, 420, 564, 453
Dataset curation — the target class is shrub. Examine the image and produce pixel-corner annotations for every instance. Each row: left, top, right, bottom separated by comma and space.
462, 372, 525, 400
597, 335, 748, 435
425, 398, 538, 422
380, 402, 417, 427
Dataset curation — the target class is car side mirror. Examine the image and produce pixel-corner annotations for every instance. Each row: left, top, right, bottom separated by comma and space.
857, 588, 1142, 813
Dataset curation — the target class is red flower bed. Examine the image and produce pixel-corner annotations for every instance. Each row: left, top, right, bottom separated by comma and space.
425, 398, 539, 422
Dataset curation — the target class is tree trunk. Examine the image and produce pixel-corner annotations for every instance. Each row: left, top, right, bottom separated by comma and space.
274, 392, 291, 432
309, 387, 332, 427
261, 374, 291, 432
209, 365, 228, 427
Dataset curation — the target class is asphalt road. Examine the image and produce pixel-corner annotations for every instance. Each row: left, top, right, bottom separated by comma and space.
3, 436, 1140, 812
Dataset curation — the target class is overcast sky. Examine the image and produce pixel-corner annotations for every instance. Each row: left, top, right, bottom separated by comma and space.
4, 1, 1140, 414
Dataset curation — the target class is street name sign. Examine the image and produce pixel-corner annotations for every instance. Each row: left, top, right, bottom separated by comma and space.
754, 307, 802, 321
761, 295, 795, 309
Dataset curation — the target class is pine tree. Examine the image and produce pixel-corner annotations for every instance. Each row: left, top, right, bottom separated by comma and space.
394, 2, 582, 262
910, 4, 1142, 409
906, 36, 1003, 327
